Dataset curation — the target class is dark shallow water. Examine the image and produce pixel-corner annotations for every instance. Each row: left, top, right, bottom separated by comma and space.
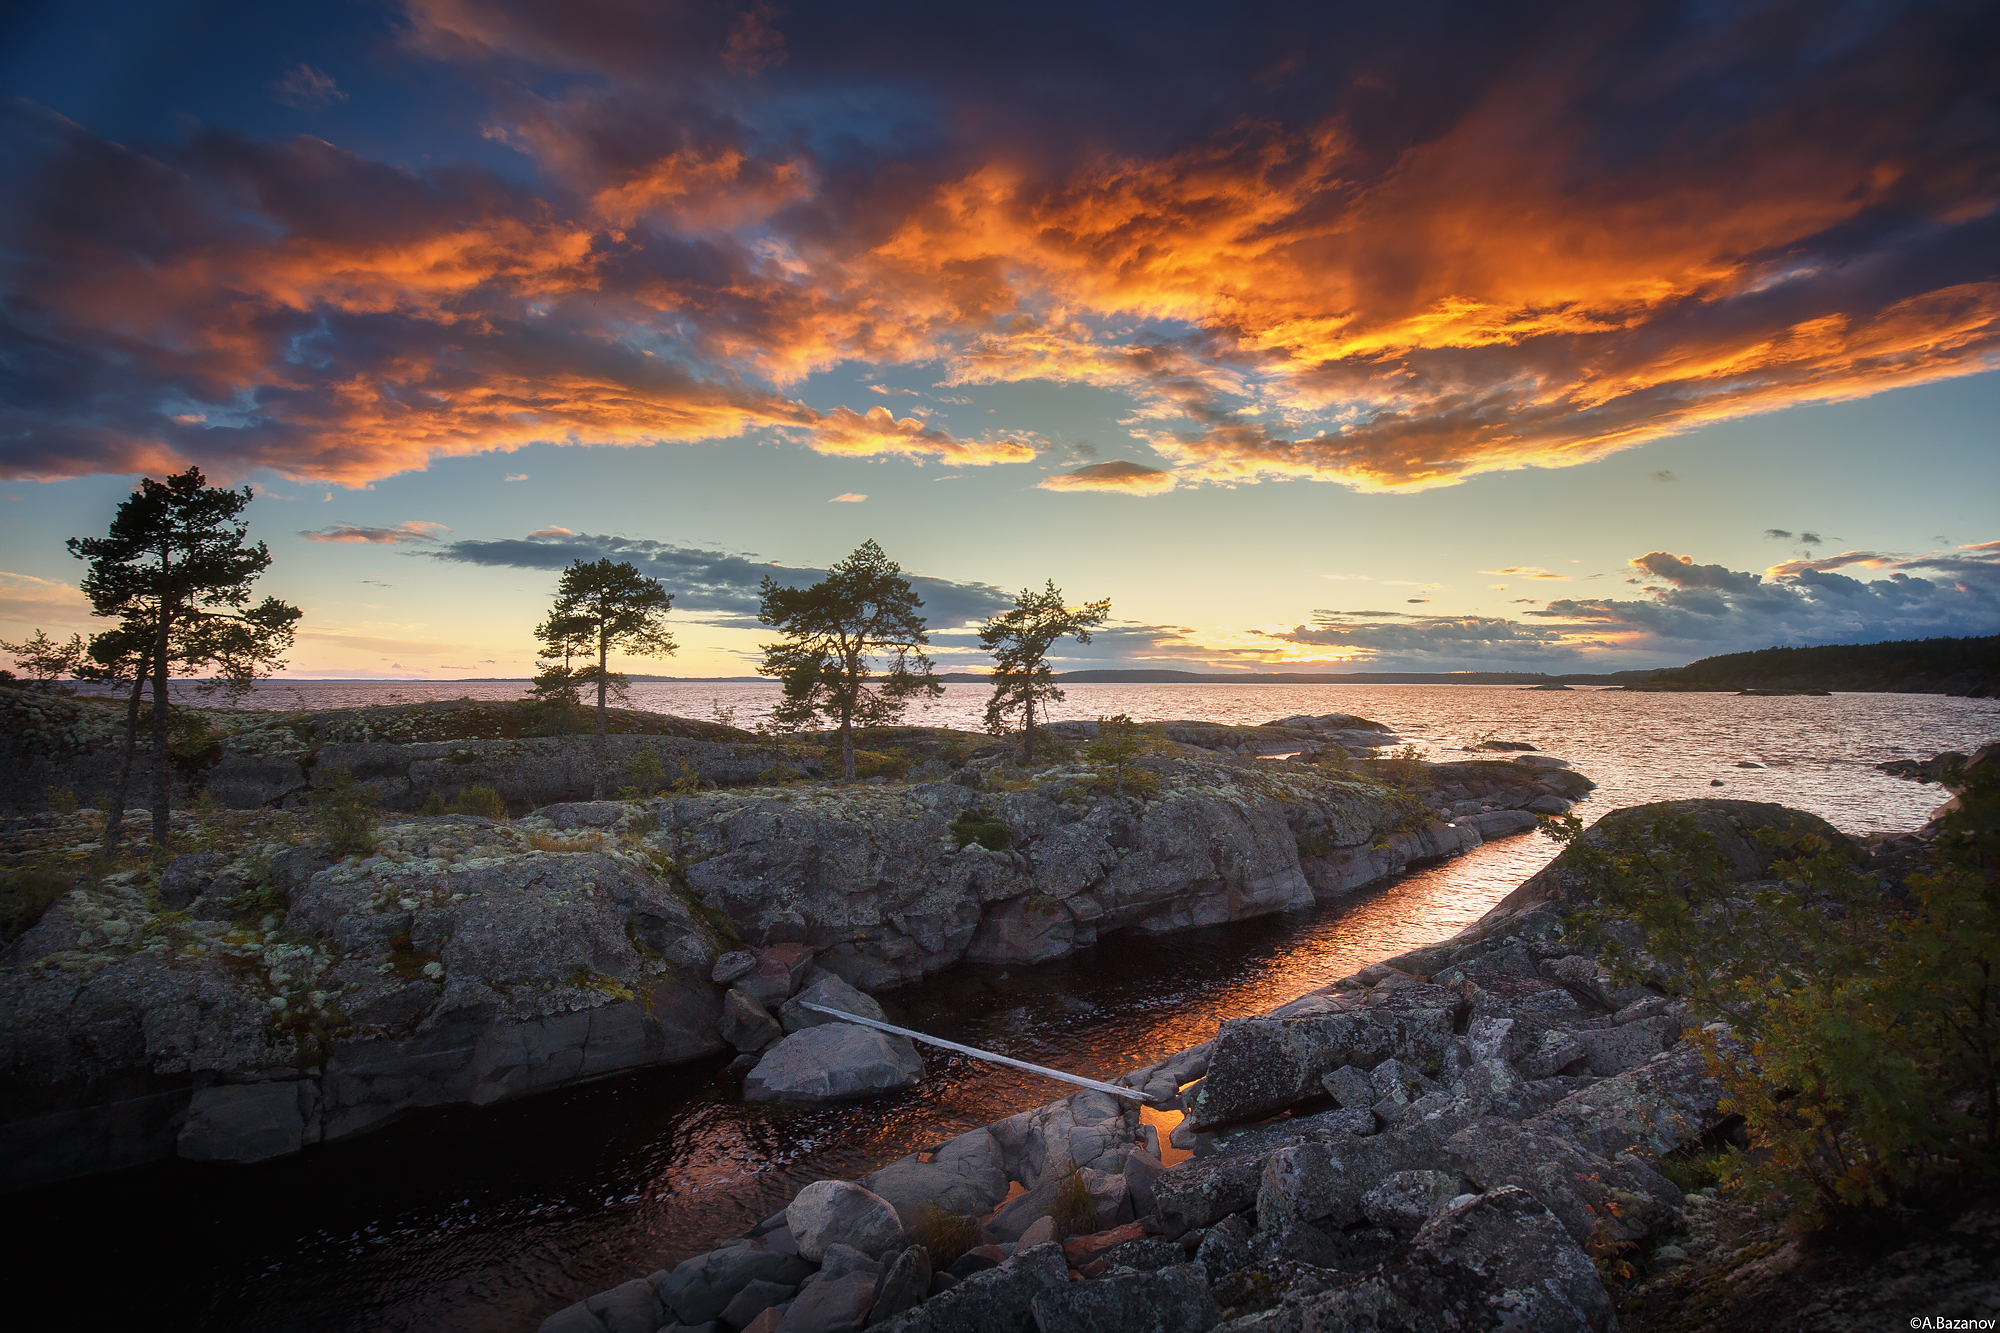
19, 840, 1546, 1333
16, 687, 1998, 1330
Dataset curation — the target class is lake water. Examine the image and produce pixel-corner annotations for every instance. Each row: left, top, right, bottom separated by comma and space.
18, 683, 1996, 1331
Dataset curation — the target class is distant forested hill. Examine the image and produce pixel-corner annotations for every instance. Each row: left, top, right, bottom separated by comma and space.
1635, 634, 2000, 697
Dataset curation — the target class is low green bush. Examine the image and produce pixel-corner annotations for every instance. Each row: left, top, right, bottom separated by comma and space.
851, 748, 910, 780
1, 865, 72, 943
1547, 769, 1999, 1229
449, 785, 507, 819
950, 809, 1011, 851
311, 764, 379, 856
1085, 714, 1162, 796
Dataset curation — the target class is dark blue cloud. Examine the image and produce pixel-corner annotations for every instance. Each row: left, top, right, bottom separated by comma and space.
428, 531, 1013, 628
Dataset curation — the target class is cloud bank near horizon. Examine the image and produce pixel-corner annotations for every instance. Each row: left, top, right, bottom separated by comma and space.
1272, 544, 2000, 665
421, 526, 1999, 671
3, 0, 1997, 492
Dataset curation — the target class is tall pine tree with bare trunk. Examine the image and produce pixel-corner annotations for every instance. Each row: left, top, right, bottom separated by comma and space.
980, 581, 1110, 761
537, 559, 676, 799
68, 468, 300, 853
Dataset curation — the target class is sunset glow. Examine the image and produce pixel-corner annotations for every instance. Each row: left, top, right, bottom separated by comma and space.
2, 1, 1995, 677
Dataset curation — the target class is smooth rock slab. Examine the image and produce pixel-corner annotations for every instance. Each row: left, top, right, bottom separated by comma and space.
1031, 1262, 1220, 1333
787, 1181, 907, 1261
176, 1082, 307, 1163
746, 1024, 923, 1103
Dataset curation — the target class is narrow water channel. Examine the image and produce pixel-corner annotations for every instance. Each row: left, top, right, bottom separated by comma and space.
15, 831, 1557, 1332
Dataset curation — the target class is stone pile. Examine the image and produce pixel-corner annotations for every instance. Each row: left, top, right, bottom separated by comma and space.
541, 799, 1853, 1333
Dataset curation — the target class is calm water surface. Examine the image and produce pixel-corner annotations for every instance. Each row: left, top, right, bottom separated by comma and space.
21, 684, 1996, 1330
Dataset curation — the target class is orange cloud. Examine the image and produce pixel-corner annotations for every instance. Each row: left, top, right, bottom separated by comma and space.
804, 406, 1035, 465
6, 4, 1998, 492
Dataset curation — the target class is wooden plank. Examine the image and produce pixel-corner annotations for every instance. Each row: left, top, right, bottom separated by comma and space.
794, 1001, 1153, 1104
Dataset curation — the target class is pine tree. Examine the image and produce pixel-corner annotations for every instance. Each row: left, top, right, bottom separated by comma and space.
0, 629, 86, 688
538, 559, 676, 798
67, 467, 300, 852
757, 539, 941, 780
980, 581, 1110, 761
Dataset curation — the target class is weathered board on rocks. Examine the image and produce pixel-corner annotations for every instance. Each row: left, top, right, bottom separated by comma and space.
540, 798, 1873, 1333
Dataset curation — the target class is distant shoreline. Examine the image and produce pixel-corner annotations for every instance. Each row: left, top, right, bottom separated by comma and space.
182, 669, 1665, 687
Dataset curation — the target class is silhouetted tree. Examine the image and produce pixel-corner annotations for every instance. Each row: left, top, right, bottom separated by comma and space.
980, 581, 1110, 761
0, 629, 86, 688
67, 467, 300, 851
758, 539, 941, 780
538, 559, 676, 798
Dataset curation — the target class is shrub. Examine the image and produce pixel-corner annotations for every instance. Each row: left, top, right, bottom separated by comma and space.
1086, 715, 1162, 796
950, 809, 1011, 851
311, 763, 379, 856
1547, 778, 2000, 1229
1364, 743, 1431, 791
420, 785, 505, 817
626, 747, 667, 796
1, 865, 73, 943
1050, 1166, 1095, 1237
852, 748, 909, 780
912, 1207, 979, 1269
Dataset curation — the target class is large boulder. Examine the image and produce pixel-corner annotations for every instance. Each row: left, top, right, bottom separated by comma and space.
1152, 1151, 1271, 1236
538, 1278, 663, 1333
660, 1241, 815, 1326
986, 1090, 1139, 1185
872, 1241, 1068, 1333
861, 1127, 1010, 1222
1526, 1047, 1726, 1159
867, 1246, 932, 1326
1445, 1119, 1682, 1249
721, 989, 785, 1052
786, 1181, 907, 1261
776, 1270, 878, 1333
1031, 1262, 1220, 1333
781, 972, 890, 1034
1296, 1186, 1613, 1332
1254, 1119, 1470, 1232
745, 1025, 923, 1103
1359, 1170, 1470, 1236
1188, 988, 1457, 1129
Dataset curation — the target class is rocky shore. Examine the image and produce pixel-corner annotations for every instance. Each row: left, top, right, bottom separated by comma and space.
0, 688, 1591, 1189
538, 797, 1949, 1333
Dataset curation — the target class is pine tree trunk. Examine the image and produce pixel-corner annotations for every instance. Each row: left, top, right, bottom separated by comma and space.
150, 596, 172, 852
1024, 689, 1036, 762
593, 631, 608, 799
101, 658, 148, 856
840, 708, 855, 781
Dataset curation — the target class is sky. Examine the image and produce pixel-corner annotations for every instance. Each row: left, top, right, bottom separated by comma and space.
1, 0, 1997, 679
